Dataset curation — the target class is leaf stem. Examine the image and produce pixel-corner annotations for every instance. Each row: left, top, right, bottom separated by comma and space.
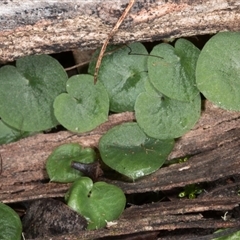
93, 0, 135, 84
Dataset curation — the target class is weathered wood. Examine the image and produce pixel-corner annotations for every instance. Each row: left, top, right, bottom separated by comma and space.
1, 0, 240, 63
1, 101, 240, 203
35, 197, 240, 240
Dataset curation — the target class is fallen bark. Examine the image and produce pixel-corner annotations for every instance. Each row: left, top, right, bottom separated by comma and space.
1, 0, 240, 63
35, 197, 240, 240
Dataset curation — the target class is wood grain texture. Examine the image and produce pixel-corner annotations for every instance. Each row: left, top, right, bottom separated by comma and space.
1, 0, 240, 63
35, 197, 240, 239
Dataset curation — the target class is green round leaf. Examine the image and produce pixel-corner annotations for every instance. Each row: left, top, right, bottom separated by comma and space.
0, 55, 68, 131
148, 39, 200, 101
54, 74, 109, 133
196, 32, 240, 111
0, 120, 34, 145
66, 177, 126, 230
0, 203, 22, 240
88, 43, 148, 112
46, 143, 96, 183
99, 122, 174, 180
135, 90, 201, 139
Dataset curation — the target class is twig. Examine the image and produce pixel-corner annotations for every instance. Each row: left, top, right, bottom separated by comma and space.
93, 0, 135, 84
65, 46, 126, 72
65, 60, 90, 71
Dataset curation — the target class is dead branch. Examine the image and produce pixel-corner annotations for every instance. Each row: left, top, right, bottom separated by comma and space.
1, 0, 240, 63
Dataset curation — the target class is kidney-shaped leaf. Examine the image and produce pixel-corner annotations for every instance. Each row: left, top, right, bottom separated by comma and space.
0, 55, 68, 131
99, 122, 174, 180
148, 39, 200, 102
196, 32, 240, 111
135, 88, 201, 139
65, 177, 126, 230
0, 203, 22, 240
54, 74, 109, 133
46, 143, 96, 183
88, 43, 148, 112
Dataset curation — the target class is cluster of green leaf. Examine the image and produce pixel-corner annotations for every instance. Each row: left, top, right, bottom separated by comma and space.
44, 127, 174, 228
1, 32, 240, 234
2, 33, 238, 144
0, 32, 239, 147
46, 144, 127, 229
87, 39, 201, 139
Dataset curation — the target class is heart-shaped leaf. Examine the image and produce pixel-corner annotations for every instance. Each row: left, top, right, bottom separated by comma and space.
54, 74, 109, 133
196, 32, 240, 111
46, 143, 96, 183
148, 39, 200, 102
65, 177, 126, 230
88, 43, 148, 112
99, 122, 174, 180
0, 55, 68, 131
135, 84, 201, 139
0, 203, 22, 240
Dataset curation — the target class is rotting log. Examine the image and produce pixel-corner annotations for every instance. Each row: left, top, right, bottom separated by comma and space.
34, 197, 240, 240
1, 101, 240, 203
1, 99, 240, 238
1, 0, 240, 63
